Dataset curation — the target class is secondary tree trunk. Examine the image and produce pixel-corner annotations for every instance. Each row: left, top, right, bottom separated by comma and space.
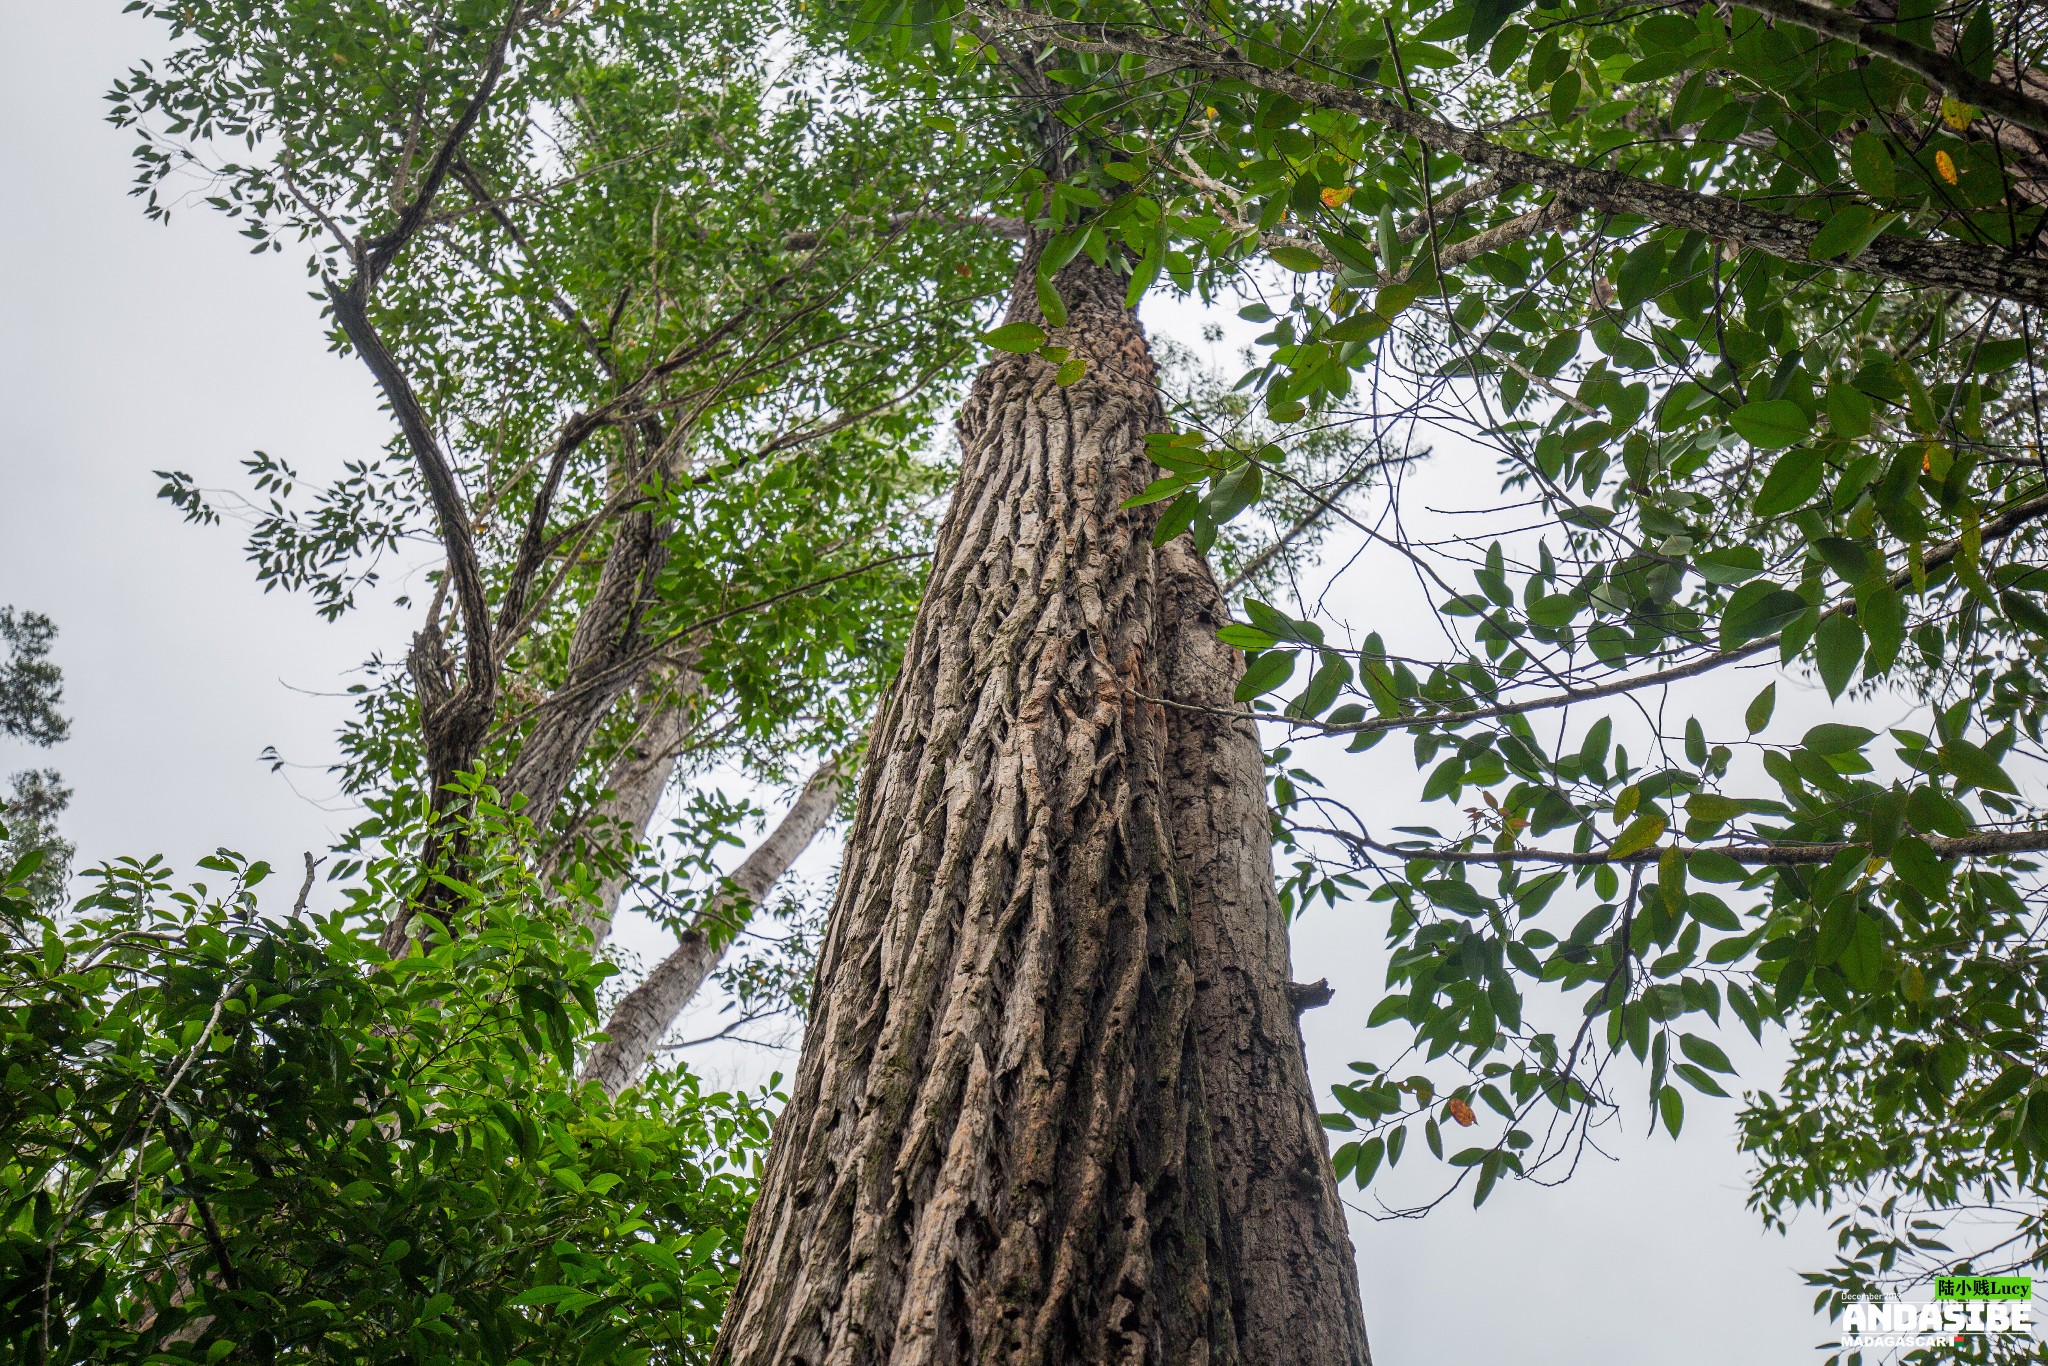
580, 756, 842, 1095
503, 500, 673, 825
567, 674, 705, 946
713, 245, 1369, 1366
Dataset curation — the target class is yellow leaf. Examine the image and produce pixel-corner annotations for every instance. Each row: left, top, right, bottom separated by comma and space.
1446, 1098, 1477, 1127
1936, 149, 1958, 185
1902, 964, 1929, 1002
1320, 185, 1355, 209
1941, 97, 1977, 131
1609, 810, 1668, 860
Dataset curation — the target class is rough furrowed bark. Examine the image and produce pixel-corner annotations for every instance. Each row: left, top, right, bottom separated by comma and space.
713, 246, 1369, 1366
504, 503, 671, 825
579, 756, 843, 1096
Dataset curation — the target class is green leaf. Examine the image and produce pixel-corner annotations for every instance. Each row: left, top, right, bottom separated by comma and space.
1152, 491, 1199, 545
1216, 623, 1277, 650
1287, 651, 1351, 720
1268, 244, 1325, 273
1720, 583, 1807, 649
1891, 835, 1953, 898
1858, 581, 1906, 672
1809, 204, 1898, 261
1207, 461, 1263, 523
983, 322, 1047, 353
1040, 230, 1086, 275
1235, 650, 1297, 702
1848, 130, 1896, 199
1123, 475, 1189, 509
1751, 446, 1824, 516
1673, 1062, 1731, 1097
1825, 383, 1873, 438
511, 1285, 580, 1306
1813, 611, 1863, 699
1036, 276, 1069, 328
1243, 599, 1325, 645
1678, 1032, 1735, 1073
1814, 536, 1875, 583
1549, 69, 1581, 124
1325, 310, 1391, 345
1473, 1151, 1501, 1207
1658, 1083, 1684, 1137
1694, 547, 1764, 584
1729, 399, 1811, 448
1610, 810, 1668, 859
1125, 248, 1164, 309
1745, 682, 1776, 734
1803, 723, 1875, 755
1838, 913, 1886, 990
1941, 737, 2018, 793
1973, 338, 2027, 373
1688, 891, 1745, 931
1685, 793, 1782, 831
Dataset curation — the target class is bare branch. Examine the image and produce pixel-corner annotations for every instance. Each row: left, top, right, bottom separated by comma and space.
326, 283, 495, 695
580, 756, 843, 1094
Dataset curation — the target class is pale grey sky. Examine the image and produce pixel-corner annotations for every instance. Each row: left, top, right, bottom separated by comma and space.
2, 5, 1852, 1361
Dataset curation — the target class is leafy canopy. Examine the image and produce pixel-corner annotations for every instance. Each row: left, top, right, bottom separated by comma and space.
862, 0, 2048, 1343
1, 794, 767, 1364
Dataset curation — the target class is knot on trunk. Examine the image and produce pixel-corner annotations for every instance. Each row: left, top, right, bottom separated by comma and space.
1286, 978, 1334, 1014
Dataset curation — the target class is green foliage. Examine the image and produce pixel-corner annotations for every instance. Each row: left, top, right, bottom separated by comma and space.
0, 813, 765, 1363
0, 773, 74, 915
854, 0, 2048, 1342
1, 608, 74, 914
101, 0, 2048, 1348
0, 610, 66, 750
115, 0, 1013, 873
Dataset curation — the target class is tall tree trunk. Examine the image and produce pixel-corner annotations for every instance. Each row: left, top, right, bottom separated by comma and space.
580, 757, 842, 1095
713, 246, 1369, 1366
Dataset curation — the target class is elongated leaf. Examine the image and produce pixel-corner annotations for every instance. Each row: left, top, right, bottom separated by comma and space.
1729, 399, 1811, 449
1234, 649, 1297, 702
982, 322, 1046, 353
1610, 810, 1668, 858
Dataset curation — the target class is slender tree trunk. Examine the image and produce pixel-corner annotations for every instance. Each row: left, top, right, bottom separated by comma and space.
579, 757, 843, 1095
567, 672, 705, 946
503, 502, 672, 824
713, 246, 1369, 1366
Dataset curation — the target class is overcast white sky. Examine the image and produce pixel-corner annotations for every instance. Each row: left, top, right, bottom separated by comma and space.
0, 4, 1877, 1361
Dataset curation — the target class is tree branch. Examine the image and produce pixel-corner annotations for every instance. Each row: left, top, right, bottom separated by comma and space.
359, 2, 525, 287
967, 6, 2048, 309
1741, 0, 2048, 139
1306, 823, 2048, 867
327, 283, 495, 694
579, 756, 842, 1094
1182, 484, 2048, 740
